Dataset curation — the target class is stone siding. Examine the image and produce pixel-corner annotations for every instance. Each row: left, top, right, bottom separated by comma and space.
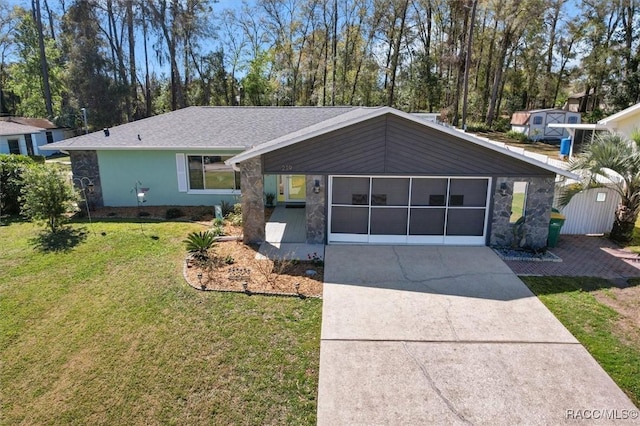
490, 176, 555, 249
305, 175, 326, 244
240, 157, 265, 244
70, 150, 103, 208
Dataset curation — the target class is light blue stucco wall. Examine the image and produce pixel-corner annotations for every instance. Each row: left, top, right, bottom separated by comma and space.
263, 174, 278, 204
98, 150, 243, 207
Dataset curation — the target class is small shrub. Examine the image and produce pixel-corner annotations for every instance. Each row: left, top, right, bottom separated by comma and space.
0, 154, 35, 216
138, 211, 150, 217
307, 252, 324, 266
213, 217, 224, 227
224, 255, 235, 265
184, 231, 216, 260
265, 192, 276, 206
165, 207, 184, 219
492, 117, 511, 132
226, 203, 243, 226
29, 155, 46, 164
210, 225, 224, 237
465, 122, 489, 133
220, 200, 234, 217
20, 163, 78, 233
506, 130, 529, 142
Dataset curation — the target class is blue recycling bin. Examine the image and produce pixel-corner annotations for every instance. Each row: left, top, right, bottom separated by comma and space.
560, 137, 572, 156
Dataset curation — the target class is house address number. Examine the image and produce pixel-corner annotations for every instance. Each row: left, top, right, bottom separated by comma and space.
281, 165, 293, 171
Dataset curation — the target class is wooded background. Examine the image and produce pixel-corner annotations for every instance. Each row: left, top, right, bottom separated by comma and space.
0, 0, 638, 131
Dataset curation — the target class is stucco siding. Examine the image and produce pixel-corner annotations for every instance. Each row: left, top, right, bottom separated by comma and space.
98, 150, 240, 207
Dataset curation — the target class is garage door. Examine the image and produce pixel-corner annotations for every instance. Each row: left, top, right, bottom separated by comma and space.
328, 176, 490, 245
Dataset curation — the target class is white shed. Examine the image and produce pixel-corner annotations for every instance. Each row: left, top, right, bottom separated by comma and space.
554, 186, 620, 235
510, 109, 581, 141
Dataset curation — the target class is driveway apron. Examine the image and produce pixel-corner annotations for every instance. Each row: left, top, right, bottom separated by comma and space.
317, 245, 637, 425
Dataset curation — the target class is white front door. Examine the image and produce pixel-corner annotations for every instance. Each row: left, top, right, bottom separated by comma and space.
278, 175, 306, 202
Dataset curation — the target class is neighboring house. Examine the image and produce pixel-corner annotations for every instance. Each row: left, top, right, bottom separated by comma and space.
510, 109, 581, 141
597, 102, 640, 139
0, 117, 68, 156
43, 106, 576, 249
562, 89, 600, 113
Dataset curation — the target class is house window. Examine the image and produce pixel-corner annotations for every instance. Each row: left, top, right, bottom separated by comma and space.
8, 139, 20, 154
46, 131, 54, 144
510, 181, 528, 223
532, 116, 543, 125
187, 155, 240, 191
567, 116, 578, 124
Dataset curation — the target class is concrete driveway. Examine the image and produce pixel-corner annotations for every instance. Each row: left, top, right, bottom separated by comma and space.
317, 246, 638, 425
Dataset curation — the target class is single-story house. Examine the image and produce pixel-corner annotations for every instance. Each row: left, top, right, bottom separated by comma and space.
42, 106, 576, 249
0, 117, 68, 156
510, 109, 581, 141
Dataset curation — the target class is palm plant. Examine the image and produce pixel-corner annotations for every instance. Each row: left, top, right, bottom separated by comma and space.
183, 231, 216, 260
565, 132, 640, 243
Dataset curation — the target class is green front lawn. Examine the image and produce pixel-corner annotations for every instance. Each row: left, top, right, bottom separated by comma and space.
522, 276, 640, 406
0, 221, 321, 424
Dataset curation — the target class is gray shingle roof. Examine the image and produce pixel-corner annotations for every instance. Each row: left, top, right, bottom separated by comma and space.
0, 121, 47, 136
42, 106, 360, 151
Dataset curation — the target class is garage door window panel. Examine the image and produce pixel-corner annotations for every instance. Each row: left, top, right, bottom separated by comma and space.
411, 178, 448, 206
333, 177, 370, 205
371, 178, 409, 206
446, 209, 486, 236
370, 208, 408, 235
449, 179, 488, 207
409, 209, 446, 235
331, 206, 369, 234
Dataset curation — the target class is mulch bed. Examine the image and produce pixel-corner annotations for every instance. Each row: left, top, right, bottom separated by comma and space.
87, 206, 323, 297
184, 241, 324, 297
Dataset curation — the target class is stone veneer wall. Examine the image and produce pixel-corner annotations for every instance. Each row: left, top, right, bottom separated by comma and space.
490, 176, 555, 249
240, 157, 265, 244
305, 175, 326, 244
69, 150, 104, 208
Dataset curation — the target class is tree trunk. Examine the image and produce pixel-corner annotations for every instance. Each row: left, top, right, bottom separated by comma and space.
610, 204, 638, 243
486, 26, 512, 127
32, 0, 53, 117
461, 0, 478, 129
387, 0, 409, 107
127, 0, 137, 119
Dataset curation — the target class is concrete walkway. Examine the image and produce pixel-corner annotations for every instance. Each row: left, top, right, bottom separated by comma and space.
504, 235, 640, 281
257, 206, 324, 261
317, 245, 637, 425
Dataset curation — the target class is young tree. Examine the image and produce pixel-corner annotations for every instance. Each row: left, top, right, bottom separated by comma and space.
568, 133, 640, 243
21, 164, 77, 233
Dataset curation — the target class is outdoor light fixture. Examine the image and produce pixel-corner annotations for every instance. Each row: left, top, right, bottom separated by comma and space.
197, 272, 203, 289
499, 182, 509, 196
313, 179, 321, 194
